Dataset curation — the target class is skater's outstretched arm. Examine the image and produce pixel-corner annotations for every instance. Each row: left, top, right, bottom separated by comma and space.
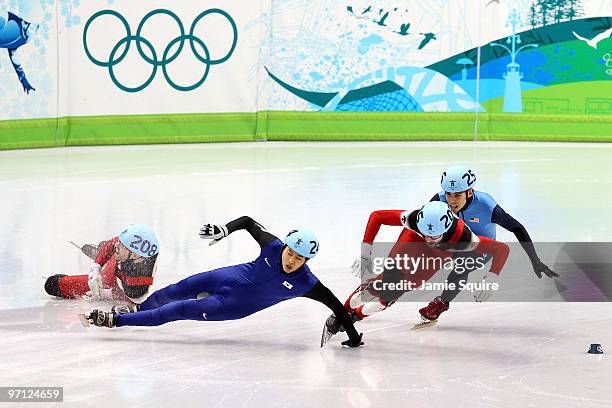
200, 216, 278, 248
492, 206, 558, 278
354, 209, 419, 278
226, 216, 278, 247
473, 236, 510, 275
304, 281, 363, 347
363, 210, 406, 243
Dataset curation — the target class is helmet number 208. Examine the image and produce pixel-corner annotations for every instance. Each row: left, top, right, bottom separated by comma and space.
129, 234, 158, 257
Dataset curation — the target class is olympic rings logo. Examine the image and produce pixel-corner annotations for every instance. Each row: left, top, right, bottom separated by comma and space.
83, 9, 237, 92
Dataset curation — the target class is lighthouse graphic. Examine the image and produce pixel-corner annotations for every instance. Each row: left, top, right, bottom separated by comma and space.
490, 10, 538, 113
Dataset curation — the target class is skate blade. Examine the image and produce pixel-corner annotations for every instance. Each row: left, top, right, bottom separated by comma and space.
67, 241, 98, 260
80, 244, 99, 260
78, 313, 91, 327
67, 240, 82, 251
320, 326, 334, 348
410, 319, 438, 330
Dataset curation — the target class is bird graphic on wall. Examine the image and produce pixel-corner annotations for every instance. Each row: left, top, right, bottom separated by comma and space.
374, 11, 389, 26
572, 27, 612, 49
418, 32, 437, 49
395, 22, 411, 36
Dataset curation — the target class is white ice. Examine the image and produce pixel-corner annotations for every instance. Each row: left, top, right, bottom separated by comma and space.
0, 142, 611, 407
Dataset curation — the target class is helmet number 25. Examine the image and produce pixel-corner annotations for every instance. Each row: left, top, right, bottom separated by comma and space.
462, 170, 476, 187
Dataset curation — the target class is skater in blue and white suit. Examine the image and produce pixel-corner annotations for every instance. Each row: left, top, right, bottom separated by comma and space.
84, 216, 363, 348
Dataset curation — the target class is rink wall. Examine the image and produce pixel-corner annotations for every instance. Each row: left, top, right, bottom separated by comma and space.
2, 112, 612, 149
1, 1, 611, 149
260, 112, 612, 143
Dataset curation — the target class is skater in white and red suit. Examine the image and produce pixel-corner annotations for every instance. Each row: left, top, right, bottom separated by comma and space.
322, 201, 510, 342
44, 224, 159, 306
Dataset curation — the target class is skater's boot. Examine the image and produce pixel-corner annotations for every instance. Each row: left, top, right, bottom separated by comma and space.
86, 310, 117, 328
325, 314, 342, 335
44, 274, 67, 297
419, 297, 449, 322
321, 312, 362, 347
111, 304, 138, 314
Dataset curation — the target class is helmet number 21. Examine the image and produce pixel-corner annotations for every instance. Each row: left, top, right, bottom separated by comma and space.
440, 209, 454, 229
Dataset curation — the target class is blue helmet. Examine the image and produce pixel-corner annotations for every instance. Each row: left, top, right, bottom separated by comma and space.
416, 202, 456, 237
119, 224, 160, 258
284, 228, 319, 259
441, 165, 477, 193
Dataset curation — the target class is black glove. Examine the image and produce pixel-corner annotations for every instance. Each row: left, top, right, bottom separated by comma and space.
341, 332, 364, 348
533, 260, 559, 279
199, 224, 229, 246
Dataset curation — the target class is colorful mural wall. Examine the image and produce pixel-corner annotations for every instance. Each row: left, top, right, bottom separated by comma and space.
261, 0, 612, 115
0, 0, 611, 148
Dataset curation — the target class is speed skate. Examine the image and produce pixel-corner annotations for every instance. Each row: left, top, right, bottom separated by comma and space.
78, 313, 91, 327
410, 319, 438, 330
320, 322, 335, 347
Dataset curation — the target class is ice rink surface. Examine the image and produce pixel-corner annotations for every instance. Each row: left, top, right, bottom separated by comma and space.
0, 141, 611, 407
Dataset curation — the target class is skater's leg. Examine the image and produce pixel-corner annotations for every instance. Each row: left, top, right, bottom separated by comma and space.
326, 230, 426, 336
324, 283, 390, 336
439, 269, 467, 303
440, 253, 492, 303
117, 295, 227, 327
45, 274, 89, 299
419, 253, 492, 321
345, 279, 395, 320
140, 265, 238, 311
